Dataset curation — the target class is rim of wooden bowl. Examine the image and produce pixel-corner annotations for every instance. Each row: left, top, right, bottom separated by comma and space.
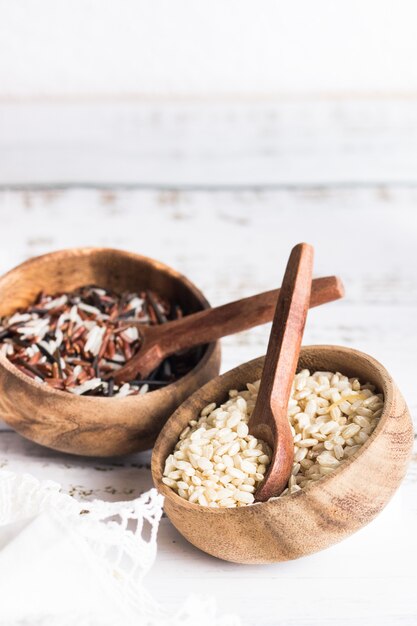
0, 247, 218, 406
152, 344, 394, 513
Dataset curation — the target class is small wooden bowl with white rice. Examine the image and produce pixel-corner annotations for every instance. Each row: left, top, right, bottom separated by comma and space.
152, 345, 413, 563
0, 248, 221, 456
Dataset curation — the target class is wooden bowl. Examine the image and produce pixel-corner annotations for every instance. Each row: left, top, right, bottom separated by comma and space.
0, 248, 221, 456
152, 345, 413, 564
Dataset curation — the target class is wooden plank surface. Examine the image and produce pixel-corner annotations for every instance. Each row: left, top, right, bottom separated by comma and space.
1, 99, 417, 186
0, 189, 416, 624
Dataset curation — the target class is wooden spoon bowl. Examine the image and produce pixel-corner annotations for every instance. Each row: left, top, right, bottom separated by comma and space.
152, 345, 413, 564
0, 248, 221, 456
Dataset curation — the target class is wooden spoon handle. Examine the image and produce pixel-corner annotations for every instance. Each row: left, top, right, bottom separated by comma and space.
251, 242, 314, 502
144, 275, 342, 359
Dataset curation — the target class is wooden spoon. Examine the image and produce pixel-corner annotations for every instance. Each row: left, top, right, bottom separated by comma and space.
250, 242, 314, 502
111, 274, 342, 384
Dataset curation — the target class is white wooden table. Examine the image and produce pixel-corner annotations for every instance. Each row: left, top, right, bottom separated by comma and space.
1, 98, 416, 625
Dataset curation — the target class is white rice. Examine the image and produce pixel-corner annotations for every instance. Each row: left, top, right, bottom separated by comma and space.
162, 370, 383, 507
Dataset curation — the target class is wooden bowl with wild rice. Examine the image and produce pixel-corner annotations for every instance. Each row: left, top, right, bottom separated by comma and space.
152, 345, 413, 563
0, 248, 220, 456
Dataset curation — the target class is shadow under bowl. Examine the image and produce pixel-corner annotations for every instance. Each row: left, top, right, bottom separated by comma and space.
0, 247, 221, 456
152, 345, 413, 564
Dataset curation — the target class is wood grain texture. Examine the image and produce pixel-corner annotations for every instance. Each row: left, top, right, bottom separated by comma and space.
0, 247, 221, 456
113, 274, 343, 383
152, 346, 414, 564
251, 243, 313, 501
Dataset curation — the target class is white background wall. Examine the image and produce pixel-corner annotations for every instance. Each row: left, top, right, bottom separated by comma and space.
1, 1, 417, 187
1, 0, 417, 99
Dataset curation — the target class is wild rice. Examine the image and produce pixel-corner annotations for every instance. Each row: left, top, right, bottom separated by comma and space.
0, 285, 198, 396
163, 370, 383, 507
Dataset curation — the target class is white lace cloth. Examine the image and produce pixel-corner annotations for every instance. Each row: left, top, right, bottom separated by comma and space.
0, 470, 240, 626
